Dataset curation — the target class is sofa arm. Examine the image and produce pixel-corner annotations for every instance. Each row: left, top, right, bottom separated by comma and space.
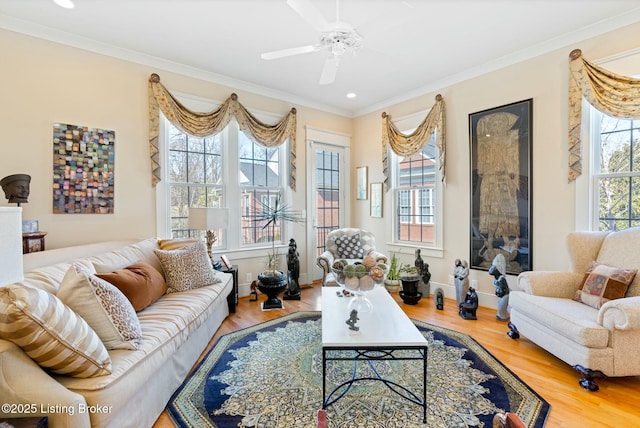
516, 271, 584, 298
367, 250, 388, 265
316, 251, 335, 274
598, 296, 640, 330
0, 339, 91, 428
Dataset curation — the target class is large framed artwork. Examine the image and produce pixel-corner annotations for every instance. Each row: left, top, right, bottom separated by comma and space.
52, 123, 115, 214
469, 99, 532, 275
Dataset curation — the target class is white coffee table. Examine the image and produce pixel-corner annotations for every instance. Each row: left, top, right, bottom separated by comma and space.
321, 286, 428, 423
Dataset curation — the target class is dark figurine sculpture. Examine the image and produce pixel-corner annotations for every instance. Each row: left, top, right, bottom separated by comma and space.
0, 174, 31, 205
346, 309, 359, 331
415, 248, 431, 296
435, 288, 444, 310
249, 280, 258, 302
284, 238, 301, 300
459, 286, 479, 320
489, 253, 510, 321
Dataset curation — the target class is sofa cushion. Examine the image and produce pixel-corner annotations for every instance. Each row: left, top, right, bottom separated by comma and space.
57, 263, 143, 350
0, 284, 112, 377
335, 234, 365, 259
154, 241, 220, 293
509, 291, 609, 348
96, 260, 167, 311
574, 262, 637, 309
596, 226, 640, 297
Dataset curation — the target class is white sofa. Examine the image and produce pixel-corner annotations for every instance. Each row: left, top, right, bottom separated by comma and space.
508, 227, 640, 391
0, 238, 232, 427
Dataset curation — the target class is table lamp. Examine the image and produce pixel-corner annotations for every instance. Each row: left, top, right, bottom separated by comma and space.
0, 207, 24, 286
188, 207, 229, 261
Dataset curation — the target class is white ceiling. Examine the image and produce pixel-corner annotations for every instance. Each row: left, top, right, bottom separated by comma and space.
2, 0, 640, 117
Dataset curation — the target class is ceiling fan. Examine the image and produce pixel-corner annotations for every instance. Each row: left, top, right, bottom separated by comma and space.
261, 0, 362, 85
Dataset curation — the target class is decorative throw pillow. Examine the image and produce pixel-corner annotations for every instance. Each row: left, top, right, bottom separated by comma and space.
154, 241, 221, 293
574, 262, 637, 309
57, 263, 143, 350
96, 260, 167, 311
0, 284, 112, 378
335, 234, 365, 259
157, 238, 200, 251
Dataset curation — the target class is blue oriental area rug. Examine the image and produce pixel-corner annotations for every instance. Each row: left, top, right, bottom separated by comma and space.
168, 312, 549, 427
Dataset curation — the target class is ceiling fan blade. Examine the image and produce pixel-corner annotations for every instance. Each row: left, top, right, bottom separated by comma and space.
261, 44, 321, 60
319, 56, 339, 85
286, 0, 330, 32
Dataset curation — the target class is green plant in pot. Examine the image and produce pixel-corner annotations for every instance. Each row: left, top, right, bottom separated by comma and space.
399, 264, 422, 305
384, 253, 401, 292
254, 193, 302, 309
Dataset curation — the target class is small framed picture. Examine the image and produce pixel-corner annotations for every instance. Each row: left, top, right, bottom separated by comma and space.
221, 254, 232, 269
356, 166, 368, 200
370, 182, 383, 218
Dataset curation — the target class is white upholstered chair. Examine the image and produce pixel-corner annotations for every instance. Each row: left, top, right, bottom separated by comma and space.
316, 228, 388, 286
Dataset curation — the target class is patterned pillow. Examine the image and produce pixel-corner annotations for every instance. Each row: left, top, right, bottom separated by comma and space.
574, 261, 637, 309
335, 234, 365, 259
154, 241, 221, 293
0, 284, 112, 378
57, 263, 143, 350
96, 260, 167, 311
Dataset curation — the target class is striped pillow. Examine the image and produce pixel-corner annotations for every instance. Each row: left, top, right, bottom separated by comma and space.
0, 284, 112, 378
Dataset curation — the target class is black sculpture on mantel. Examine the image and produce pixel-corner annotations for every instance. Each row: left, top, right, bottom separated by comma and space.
284, 238, 301, 300
0, 174, 31, 206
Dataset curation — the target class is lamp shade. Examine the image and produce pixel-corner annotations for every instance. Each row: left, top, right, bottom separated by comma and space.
0, 207, 24, 286
188, 207, 229, 230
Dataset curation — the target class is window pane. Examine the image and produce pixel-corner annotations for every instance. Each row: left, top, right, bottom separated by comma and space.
600, 130, 631, 173
168, 150, 187, 182
598, 176, 640, 231
187, 151, 205, 183
241, 188, 282, 245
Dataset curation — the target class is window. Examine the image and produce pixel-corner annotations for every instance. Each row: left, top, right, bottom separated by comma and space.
160, 112, 287, 252
165, 122, 223, 240
391, 131, 442, 246
590, 110, 640, 231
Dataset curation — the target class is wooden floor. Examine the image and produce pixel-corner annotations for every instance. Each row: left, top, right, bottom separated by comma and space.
153, 285, 640, 428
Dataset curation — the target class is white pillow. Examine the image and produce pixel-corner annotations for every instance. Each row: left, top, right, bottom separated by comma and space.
57, 263, 143, 350
154, 241, 221, 293
0, 284, 112, 378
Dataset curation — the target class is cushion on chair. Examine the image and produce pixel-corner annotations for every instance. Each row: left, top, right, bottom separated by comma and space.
335, 234, 365, 259
574, 261, 637, 309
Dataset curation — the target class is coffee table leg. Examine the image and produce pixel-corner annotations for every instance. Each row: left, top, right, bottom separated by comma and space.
322, 347, 327, 409
423, 347, 427, 423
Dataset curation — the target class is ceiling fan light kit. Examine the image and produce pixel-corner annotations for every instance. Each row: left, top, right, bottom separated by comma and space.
261, 0, 361, 85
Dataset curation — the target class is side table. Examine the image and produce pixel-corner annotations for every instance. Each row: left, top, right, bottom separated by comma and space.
221, 264, 238, 313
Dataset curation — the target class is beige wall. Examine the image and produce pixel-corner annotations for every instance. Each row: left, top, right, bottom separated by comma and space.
0, 28, 351, 290
2, 22, 640, 302
352, 22, 640, 302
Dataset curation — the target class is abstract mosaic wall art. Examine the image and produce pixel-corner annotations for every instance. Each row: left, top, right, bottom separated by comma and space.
52, 123, 115, 214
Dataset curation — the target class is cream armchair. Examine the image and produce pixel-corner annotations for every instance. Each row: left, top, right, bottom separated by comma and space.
316, 228, 388, 286
508, 227, 640, 391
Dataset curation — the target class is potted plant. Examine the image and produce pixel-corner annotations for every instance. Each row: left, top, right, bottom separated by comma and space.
254, 193, 302, 309
399, 264, 422, 304
384, 253, 401, 292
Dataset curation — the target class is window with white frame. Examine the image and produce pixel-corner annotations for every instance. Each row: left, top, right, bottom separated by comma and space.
161, 114, 287, 250
590, 109, 640, 231
391, 132, 441, 245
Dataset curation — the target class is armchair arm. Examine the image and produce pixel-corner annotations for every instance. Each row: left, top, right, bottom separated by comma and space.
516, 271, 584, 298
598, 296, 640, 330
0, 339, 91, 427
316, 251, 335, 274
367, 250, 388, 265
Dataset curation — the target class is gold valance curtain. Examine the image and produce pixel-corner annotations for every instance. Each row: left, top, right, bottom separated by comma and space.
568, 49, 640, 182
148, 73, 297, 189
381, 94, 446, 191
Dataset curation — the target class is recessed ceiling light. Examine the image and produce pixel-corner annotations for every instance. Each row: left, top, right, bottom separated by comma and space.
346, 92, 357, 99
53, 0, 75, 9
